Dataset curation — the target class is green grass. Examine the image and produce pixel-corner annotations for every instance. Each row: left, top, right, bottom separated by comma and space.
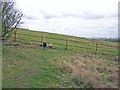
16, 28, 118, 55
2, 28, 118, 88
0, 41, 2, 89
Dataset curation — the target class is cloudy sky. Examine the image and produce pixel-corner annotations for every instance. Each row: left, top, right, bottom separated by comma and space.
15, 0, 118, 38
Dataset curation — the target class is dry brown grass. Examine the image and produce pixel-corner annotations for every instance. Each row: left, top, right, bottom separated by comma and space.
55, 52, 118, 88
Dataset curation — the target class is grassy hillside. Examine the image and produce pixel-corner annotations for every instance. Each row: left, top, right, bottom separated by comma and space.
2, 28, 118, 88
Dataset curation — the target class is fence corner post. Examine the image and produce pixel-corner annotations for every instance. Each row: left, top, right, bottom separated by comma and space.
95, 42, 98, 55
13, 31, 16, 43
65, 39, 68, 50
41, 35, 43, 46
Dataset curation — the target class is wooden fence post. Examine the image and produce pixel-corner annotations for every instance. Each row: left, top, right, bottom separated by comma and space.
41, 36, 43, 46
13, 31, 16, 42
65, 39, 68, 50
95, 42, 98, 55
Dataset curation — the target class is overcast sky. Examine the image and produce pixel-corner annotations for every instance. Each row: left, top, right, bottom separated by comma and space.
15, 0, 118, 38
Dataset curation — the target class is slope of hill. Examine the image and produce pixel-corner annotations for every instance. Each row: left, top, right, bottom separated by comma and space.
2, 28, 118, 88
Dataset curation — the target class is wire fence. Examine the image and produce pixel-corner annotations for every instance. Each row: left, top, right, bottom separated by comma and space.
12, 32, 118, 55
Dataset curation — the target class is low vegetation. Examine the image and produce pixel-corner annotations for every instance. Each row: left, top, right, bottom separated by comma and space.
2, 28, 118, 88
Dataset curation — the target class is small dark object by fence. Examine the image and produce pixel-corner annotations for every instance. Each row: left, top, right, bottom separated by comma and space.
13, 43, 19, 46
43, 41, 47, 49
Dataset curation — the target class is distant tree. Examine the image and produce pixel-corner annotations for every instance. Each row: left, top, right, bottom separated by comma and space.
1, 0, 23, 40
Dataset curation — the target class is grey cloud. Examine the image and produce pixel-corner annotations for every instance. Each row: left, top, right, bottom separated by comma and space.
40, 11, 83, 19
43, 14, 57, 19
82, 12, 104, 19
63, 13, 104, 19
39, 11, 83, 19
111, 12, 118, 17
62, 13, 83, 18
113, 23, 118, 27
105, 12, 118, 18
108, 26, 117, 29
39, 11, 58, 19
84, 15, 104, 19
113, 14, 117, 17
40, 10, 104, 20
24, 15, 38, 20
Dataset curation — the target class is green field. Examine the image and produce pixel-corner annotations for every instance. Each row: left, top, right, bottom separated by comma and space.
2, 28, 118, 88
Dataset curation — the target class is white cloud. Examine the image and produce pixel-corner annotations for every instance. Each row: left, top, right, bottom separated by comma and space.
15, 0, 118, 38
